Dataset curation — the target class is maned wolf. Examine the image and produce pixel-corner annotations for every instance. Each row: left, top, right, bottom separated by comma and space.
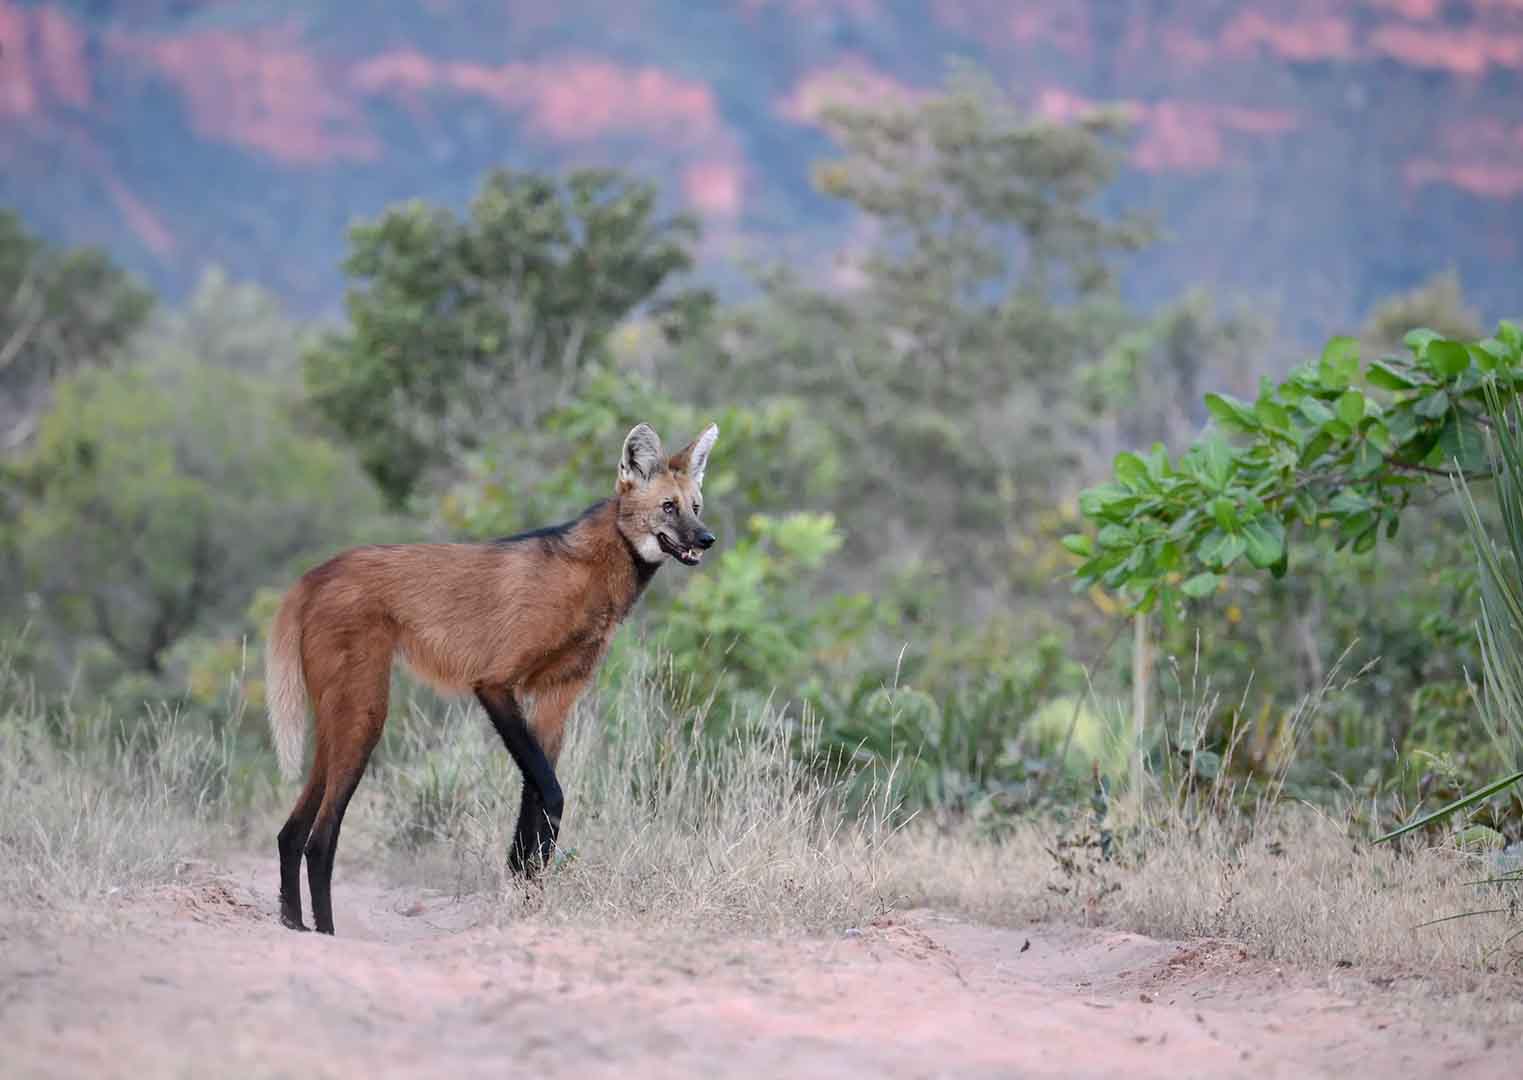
265, 422, 718, 934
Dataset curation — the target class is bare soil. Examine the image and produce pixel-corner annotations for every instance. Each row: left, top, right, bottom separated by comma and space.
2, 856, 1518, 1079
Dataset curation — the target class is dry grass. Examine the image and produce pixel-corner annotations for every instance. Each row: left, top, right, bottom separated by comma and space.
361, 669, 896, 934
2, 647, 1519, 1004
0, 702, 234, 909
1112, 807, 1521, 972
869, 810, 1523, 971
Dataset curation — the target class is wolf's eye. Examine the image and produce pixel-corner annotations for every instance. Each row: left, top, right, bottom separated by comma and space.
662, 500, 676, 515
693, 501, 701, 515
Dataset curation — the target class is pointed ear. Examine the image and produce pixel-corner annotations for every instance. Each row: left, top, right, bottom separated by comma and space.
617, 423, 664, 492
669, 423, 719, 488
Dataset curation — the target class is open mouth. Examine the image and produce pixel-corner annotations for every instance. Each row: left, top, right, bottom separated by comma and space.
657, 532, 704, 566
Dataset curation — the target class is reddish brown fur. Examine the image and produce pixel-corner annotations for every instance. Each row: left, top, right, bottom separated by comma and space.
267, 422, 717, 934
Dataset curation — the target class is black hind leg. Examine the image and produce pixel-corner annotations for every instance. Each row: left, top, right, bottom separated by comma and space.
276, 760, 325, 931
304, 768, 366, 937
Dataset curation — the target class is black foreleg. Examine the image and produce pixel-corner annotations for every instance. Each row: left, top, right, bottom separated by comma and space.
509, 782, 547, 874
476, 686, 563, 875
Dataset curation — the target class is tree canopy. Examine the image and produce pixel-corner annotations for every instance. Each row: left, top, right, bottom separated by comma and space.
303, 168, 713, 506
1, 210, 153, 451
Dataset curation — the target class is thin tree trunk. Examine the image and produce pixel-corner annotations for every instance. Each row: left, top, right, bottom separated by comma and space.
1132, 610, 1150, 808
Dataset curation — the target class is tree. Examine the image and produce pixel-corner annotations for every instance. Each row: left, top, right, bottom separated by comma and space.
304, 168, 713, 507
1, 211, 154, 663
705, 64, 1151, 614
1361, 271, 1482, 355
1080, 289, 1279, 469
13, 355, 383, 685
151, 265, 313, 382
0, 210, 153, 452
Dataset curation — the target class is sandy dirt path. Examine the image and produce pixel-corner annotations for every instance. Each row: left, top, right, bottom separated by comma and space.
1, 856, 1518, 1079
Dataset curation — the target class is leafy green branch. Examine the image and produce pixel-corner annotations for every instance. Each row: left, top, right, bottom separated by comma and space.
1065, 321, 1523, 613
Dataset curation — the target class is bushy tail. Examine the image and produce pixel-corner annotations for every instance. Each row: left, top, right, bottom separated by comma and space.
266, 583, 310, 783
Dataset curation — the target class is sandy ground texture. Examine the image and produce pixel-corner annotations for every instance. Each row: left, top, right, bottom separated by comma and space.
2, 857, 1520, 1079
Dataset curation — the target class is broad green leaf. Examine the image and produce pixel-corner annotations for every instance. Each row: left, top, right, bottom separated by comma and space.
1329, 490, 1375, 514
1079, 483, 1138, 519
1424, 339, 1470, 378
1319, 337, 1359, 390
1338, 510, 1376, 543
1351, 440, 1384, 478
1216, 533, 1247, 568
1384, 408, 1419, 445
1096, 524, 1135, 550
1366, 359, 1418, 391
1204, 393, 1259, 434
1298, 430, 1333, 467
1321, 335, 1359, 372
1410, 429, 1443, 466
1365, 421, 1392, 453
1114, 451, 1149, 491
1101, 561, 1133, 590
1335, 389, 1364, 427
1413, 389, 1451, 420
1296, 397, 1335, 425
1452, 367, 1485, 394
1255, 399, 1291, 431
1288, 361, 1320, 389
1211, 496, 1237, 529
1498, 320, 1521, 352
1404, 327, 1440, 357
1317, 361, 1351, 393
1060, 533, 1092, 557
1076, 552, 1124, 581
1436, 413, 1489, 473
1180, 572, 1220, 599
1241, 518, 1285, 569
1471, 339, 1508, 371
1201, 434, 1233, 491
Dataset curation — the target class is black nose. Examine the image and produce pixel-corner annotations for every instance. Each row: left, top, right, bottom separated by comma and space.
696, 531, 716, 550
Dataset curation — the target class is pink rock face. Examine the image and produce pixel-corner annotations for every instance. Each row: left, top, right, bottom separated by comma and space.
0, 1, 86, 118
109, 24, 380, 166
4, 0, 1522, 331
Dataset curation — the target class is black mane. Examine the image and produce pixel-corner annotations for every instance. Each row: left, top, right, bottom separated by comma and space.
491, 498, 611, 551
491, 497, 661, 590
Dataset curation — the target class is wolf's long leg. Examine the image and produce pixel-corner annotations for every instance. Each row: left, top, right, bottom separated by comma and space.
476, 685, 563, 874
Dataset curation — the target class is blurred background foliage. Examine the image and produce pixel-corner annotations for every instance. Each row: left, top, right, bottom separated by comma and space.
2, 69, 1514, 834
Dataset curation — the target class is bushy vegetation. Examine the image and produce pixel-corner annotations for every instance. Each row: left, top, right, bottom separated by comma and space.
2, 67, 1519, 957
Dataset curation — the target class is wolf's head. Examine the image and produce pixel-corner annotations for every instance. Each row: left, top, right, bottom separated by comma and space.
614, 422, 718, 567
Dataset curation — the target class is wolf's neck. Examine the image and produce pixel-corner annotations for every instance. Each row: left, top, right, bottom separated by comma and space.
577, 498, 662, 604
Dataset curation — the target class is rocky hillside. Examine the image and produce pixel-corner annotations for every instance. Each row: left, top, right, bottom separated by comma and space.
3, 0, 1521, 338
